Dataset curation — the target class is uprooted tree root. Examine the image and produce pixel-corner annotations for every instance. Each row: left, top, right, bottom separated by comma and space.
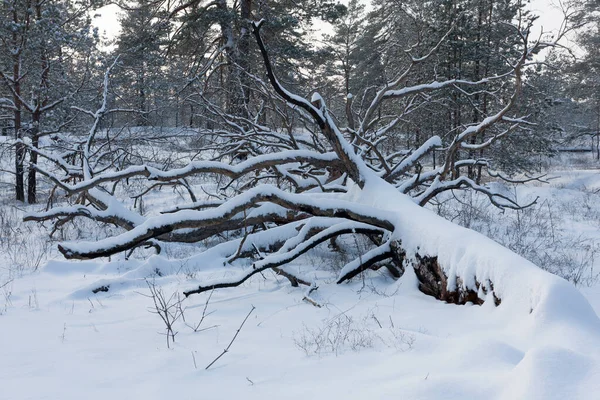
412, 254, 501, 306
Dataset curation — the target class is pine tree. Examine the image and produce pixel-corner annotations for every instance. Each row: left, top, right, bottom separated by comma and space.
169, 0, 346, 121
0, 0, 99, 203
570, 5, 600, 158
113, 0, 171, 126
321, 0, 366, 127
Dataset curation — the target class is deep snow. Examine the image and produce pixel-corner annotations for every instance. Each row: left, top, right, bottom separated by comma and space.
3, 262, 600, 400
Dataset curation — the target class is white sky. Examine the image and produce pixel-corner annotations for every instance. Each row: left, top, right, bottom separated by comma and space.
530, 0, 566, 32
92, 4, 123, 44
92, 0, 575, 49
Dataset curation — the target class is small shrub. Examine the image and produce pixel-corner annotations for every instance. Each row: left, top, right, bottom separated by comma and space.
293, 312, 416, 356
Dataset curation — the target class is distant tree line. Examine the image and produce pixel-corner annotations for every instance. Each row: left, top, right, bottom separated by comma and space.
0, 0, 598, 204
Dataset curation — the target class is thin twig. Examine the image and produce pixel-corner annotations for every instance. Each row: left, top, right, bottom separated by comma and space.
191, 351, 197, 369
186, 290, 215, 332
0, 279, 13, 291
205, 305, 256, 370
302, 284, 321, 308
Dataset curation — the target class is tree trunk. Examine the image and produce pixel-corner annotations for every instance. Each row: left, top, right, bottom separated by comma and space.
412, 254, 499, 306
138, 67, 147, 126
12, 5, 25, 202
27, 133, 38, 204
217, 0, 252, 118
27, 0, 49, 204
14, 112, 25, 202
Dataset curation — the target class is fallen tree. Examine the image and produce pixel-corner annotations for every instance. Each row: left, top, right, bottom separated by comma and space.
25, 16, 565, 306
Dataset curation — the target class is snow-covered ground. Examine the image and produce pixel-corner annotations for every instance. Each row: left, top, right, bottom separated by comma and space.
3, 262, 600, 400
4, 165, 600, 399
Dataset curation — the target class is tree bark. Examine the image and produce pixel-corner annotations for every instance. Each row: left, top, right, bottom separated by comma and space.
12, 4, 25, 202
412, 254, 500, 305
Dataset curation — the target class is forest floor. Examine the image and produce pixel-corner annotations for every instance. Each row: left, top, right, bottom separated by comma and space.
3, 161, 600, 399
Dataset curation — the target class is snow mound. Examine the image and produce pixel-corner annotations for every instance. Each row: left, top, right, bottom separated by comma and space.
353, 178, 600, 339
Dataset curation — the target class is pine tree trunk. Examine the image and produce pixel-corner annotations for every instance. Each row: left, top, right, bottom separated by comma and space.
27, 133, 38, 204
12, 6, 25, 202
